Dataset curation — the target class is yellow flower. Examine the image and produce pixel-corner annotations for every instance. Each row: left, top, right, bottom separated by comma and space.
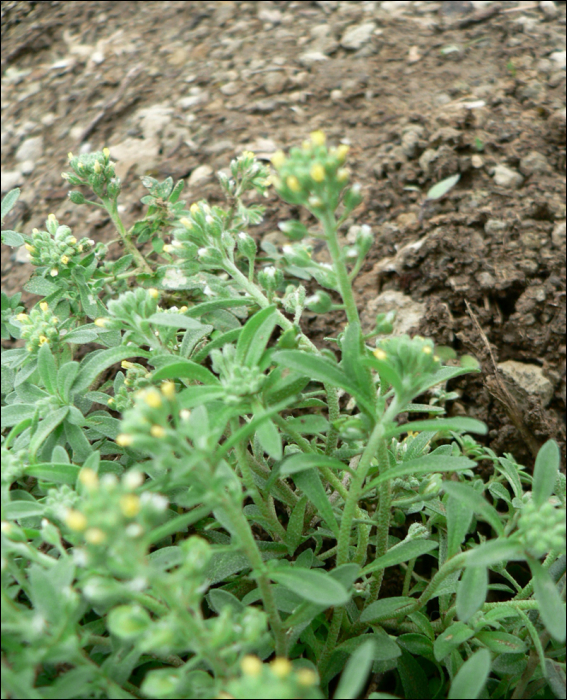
102, 147, 110, 159
422, 346, 433, 355
116, 433, 134, 447
336, 144, 350, 162
16, 313, 29, 322
120, 494, 141, 518
148, 288, 159, 299
310, 130, 326, 146
240, 655, 262, 677
180, 217, 193, 228
85, 528, 106, 545
190, 203, 200, 214
270, 658, 292, 679
286, 175, 301, 192
337, 168, 349, 183
68, 152, 74, 160
310, 163, 326, 182
38, 335, 49, 345
150, 424, 166, 438
79, 468, 99, 490
94, 318, 107, 328
93, 160, 102, 174
60, 255, 70, 265
65, 509, 87, 531
296, 668, 318, 687
163, 244, 174, 253
69, 236, 77, 244
373, 348, 388, 361
271, 150, 286, 169
121, 360, 135, 369
24, 244, 35, 253
50, 269, 59, 277
161, 381, 176, 399
48, 213, 56, 222
143, 389, 162, 409
107, 397, 115, 406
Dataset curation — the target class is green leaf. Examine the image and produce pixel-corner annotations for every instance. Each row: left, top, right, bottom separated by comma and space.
255, 416, 282, 460
29, 407, 69, 459
529, 557, 566, 642
426, 174, 460, 201
147, 312, 205, 329
434, 622, 474, 661
3, 500, 45, 519
1, 404, 38, 429
236, 305, 278, 367
57, 361, 80, 403
341, 322, 375, 405
361, 540, 439, 577
25, 463, 80, 485
335, 639, 375, 700
364, 454, 475, 495
2, 230, 25, 247
360, 597, 415, 624
457, 566, 487, 622
442, 482, 504, 536
151, 358, 220, 385
387, 417, 487, 438
207, 588, 244, 614
446, 495, 473, 559
37, 342, 57, 396
178, 386, 226, 408
63, 329, 99, 344
273, 350, 375, 417
285, 495, 308, 555
474, 630, 527, 654
448, 648, 490, 700
23, 276, 59, 296
184, 297, 253, 318
73, 347, 149, 393
269, 568, 350, 607
397, 649, 429, 700
532, 439, 560, 507
285, 415, 329, 434
293, 468, 339, 537
1, 187, 20, 222
334, 633, 401, 662
464, 539, 525, 567
191, 327, 238, 363
280, 453, 351, 477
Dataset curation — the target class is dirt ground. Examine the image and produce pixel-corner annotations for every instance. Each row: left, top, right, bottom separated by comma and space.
1, 0, 566, 470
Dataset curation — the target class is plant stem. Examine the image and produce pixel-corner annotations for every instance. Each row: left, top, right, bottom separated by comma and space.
221, 494, 287, 657
320, 210, 359, 326
105, 199, 153, 275
318, 608, 344, 675
367, 440, 393, 603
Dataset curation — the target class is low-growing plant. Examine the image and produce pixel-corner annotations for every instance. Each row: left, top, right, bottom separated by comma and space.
1, 134, 565, 700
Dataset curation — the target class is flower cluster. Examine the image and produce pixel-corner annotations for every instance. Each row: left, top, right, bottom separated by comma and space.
63, 468, 168, 577
63, 148, 121, 202
222, 655, 319, 700
24, 214, 95, 277
371, 334, 443, 401
109, 361, 154, 412
116, 382, 178, 455
270, 130, 352, 213
517, 498, 566, 558
14, 301, 62, 354
210, 344, 267, 405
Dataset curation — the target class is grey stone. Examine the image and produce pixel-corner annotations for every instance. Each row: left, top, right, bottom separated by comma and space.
360, 290, 426, 336
540, 1, 558, 19
493, 164, 524, 189
15, 136, 43, 163
1, 170, 24, 192
188, 164, 214, 187
520, 151, 550, 176
340, 22, 377, 51
299, 51, 329, 66
498, 360, 554, 407
263, 71, 287, 95
549, 50, 566, 69
551, 220, 566, 247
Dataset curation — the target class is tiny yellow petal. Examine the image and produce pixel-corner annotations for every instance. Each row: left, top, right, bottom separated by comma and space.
286, 175, 301, 192
25, 244, 35, 253
107, 397, 115, 406
150, 424, 166, 438
69, 236, 77, 244
148, 288, 159, 299
422, 346, 433, 355
40, 302, 49, 311
60, 255, 70, 265
161, 381, 175, 400
50, 268, 59, 277
270, 658, 292, 679
271, 150, 286, 169
116, 433, 134, 447
48, 214, 56, 222
373, 348, 388, 361
241, 655, 263, 677
94, 318, 107, 328
310, 130, 326, 146
310, 163, 326, 182
144, 389, 162, 409
79, 468, 99, 490
180, 217, 193, 228
337, 168, 349, 183
190, 203, 200, 214
16, 313, 29, 322
296, 668, 318, 687
121, 360, 135, 370
336, 144, 350, 162
38, 335, 49, 345
120, 494, 141, 518
85, 527, 106, 545
433, 355, 440, 362
102, 147, 110, 158
65, 509, 87, 531
68, 152, 74, 160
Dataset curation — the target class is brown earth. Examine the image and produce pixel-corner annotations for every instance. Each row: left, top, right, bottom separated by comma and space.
1, 0, 566, 469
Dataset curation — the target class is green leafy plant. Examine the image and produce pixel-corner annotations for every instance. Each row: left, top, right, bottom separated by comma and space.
1, 133, 565, 699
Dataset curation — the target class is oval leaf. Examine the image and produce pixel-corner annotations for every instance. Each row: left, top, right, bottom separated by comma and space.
448, 648, 490, 700
270, 568, 350, 607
